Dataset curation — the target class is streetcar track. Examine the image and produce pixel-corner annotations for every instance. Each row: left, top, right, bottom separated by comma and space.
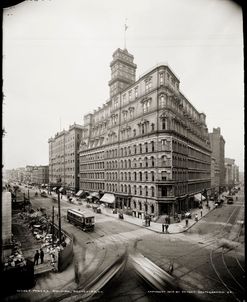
221, 249, 245, 291
208, 203, 244, 302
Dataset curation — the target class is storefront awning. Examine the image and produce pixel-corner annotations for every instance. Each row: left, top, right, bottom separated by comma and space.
52, 187, 57, 191
91, 192, 99, 198
194, 193, 206, 202
100, 193, 115, 204
76, 190, 83, 197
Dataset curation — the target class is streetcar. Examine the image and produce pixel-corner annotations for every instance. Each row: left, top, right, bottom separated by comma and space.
67, 208, 95, 231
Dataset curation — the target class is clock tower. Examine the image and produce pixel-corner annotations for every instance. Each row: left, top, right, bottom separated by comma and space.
108, 48, 137, 98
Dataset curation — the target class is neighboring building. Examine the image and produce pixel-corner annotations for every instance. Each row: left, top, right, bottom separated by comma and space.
24, 165, 36, 184
225, 158, 239, 189
239, 171, 244, 185
32, 165, 49, 186
1, 191, 13, 260
225, 158, 235, 188
209, 127, 226, 192
48, 123, 83, 193
211, 157, 220, 196
79, 48, 211, 218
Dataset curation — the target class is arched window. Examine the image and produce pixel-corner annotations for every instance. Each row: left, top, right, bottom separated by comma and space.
125, 172, 127, 180
124, 184, 127, 193
134, 145, 136, 154
128, 185, 131, 194
134, 185, 137, 195
151, 156, 155, 167
151, 141, 155, 152
139, 201, 142, 210
128, 172, 131, 181
145, 186, 148, 196
145, 142, 148, 153
139, 172, 142, 181
151, 171, 155, 181
139, 186, 142, 195
145, 157, 148, 167
151, 204, 154, 213
134, 172, 137, 181
151, 187, 155, 197
162, 118, 167, 130
128, 159, 131, 168
121, 184, 123, 192
145, 171, 148, 181
133, 200, 136, 208
139, 144, 142, 154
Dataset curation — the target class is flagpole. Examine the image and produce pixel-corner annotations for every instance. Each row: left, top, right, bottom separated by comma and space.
124, 19, 128, 49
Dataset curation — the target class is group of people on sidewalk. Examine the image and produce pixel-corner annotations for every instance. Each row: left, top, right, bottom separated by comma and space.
34, 248, 44, 265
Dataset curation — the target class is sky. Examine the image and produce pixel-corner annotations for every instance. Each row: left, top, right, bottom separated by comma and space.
2, 0, 244, 171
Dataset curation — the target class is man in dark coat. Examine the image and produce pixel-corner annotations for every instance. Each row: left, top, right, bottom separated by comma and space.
34, 250, 39, 265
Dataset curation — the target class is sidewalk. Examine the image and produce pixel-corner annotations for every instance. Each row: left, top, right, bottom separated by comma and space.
100, 200, 216, 234
63, 196, 216, 234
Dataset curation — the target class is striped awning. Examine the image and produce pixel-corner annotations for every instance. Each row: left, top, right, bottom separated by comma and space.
76, 190, 83, 197
194, 193, 206, 202
100, 193, 115, 204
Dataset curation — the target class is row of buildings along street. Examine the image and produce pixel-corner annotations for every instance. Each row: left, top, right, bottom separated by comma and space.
5, 48, 242, 218
2, 47, 244, 302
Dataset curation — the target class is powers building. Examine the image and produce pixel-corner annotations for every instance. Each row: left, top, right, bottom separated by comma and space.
79, 48, 211, 219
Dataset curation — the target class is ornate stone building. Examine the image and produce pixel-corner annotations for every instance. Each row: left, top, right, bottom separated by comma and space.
48, 123, 83, 193
79, 48, 211, 218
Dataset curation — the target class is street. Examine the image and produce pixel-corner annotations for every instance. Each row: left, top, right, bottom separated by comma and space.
14, 185, 245, 302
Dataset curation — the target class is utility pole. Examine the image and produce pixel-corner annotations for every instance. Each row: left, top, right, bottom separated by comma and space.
52, 206, 55, 246
28, 189, 30, 201
57, 191, 62, 244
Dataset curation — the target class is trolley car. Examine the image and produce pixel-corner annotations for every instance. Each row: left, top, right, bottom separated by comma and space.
67, 209, 95, 231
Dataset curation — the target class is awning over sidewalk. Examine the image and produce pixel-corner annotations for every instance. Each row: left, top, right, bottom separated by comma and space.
194, 193, 206, 202
100, 193, 115, 204
91, 192, 100, 198
76, 190, 83, 197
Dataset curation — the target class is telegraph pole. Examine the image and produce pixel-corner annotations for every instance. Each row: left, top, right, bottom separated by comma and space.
57, 191, 62, 244
52, 206, 55, 246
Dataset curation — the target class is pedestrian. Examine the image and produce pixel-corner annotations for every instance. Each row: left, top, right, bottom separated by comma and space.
40, 248, 44, 264
185, 218, 189, 227
195, 214, 198, 222
162, 224, 165, 233
200, 210, 203, 217
34, 250, 39, 265
165, 224, 169, 233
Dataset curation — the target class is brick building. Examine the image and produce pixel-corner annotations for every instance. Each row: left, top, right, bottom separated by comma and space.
79, 48, 211, 218
32, 165, 49, 186
209, 127, 226, 193
48, 123, 83, 193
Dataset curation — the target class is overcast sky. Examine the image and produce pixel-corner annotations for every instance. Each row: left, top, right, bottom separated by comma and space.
3, 0, 244, 171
